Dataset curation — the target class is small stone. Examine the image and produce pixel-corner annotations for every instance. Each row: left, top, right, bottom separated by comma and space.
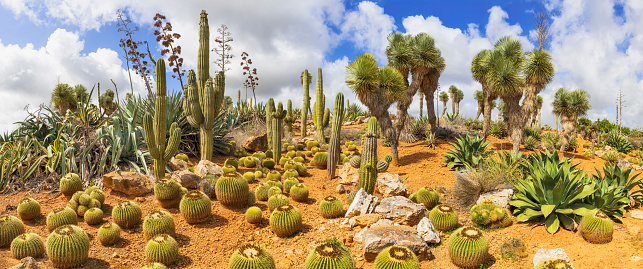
112, 252, 119, 258
631, 210, 643, 220
354, 214, 381, 227
336, 185, 346, 194
376, 173, 408, 197
103, 171, 153, 196
243, 133, 268, 152
630, 256, 642, 262
373, 196, 427, 226
533, 248, 571, 267
345, 189, 379, 218
168, 159, 189, 171
9, 257, 39, 269
436, 186, 450, 194
339, 165, 359, 185
135, 197, 146, 203
416, 217, 440, 244
171, 170, 202, 189
359, 221, 431, 261
193, 160, 223, 178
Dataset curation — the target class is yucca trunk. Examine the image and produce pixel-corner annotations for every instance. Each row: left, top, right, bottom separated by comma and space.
451, 93, 455, 114
537, 109, 542, 129
520, 85, 538, 129
394, 70, 425, 142
419, 92, 424, 117
475, 99, 483, 120
455, 101, 460, 115
505, 96, 523, 153
481, 86, 495, 139
424, 86, 437, 132
441, 101, 447, 116
559, 114, 576, 151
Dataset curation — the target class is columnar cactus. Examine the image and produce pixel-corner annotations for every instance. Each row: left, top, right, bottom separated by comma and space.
359, 117, 378, 194
11, 232, 44, 259
180, 190, 212, 224
17, 198, 40, 221
146, 234, 178, 265
144, 210, 176, 241
301, 69, 312, 138
229, 243, 276, 269
0, 215, 25, 247
327, 93, 345, 179
272, 102, 286, 165
266, 98, 275, 150
374, 245, 420, 269
46, 207, 77, 232
144, 58, 182, 180
304, 238, 355, 269
313, 67, 330, 141
183, 11, 225, 161
448, 226, 489, 268
270, 205, 302, 238
97, 222, 121, 246
215, 172, 249, 207
284, 99, 295, 134
46, 225, 90, 268
112, 201, 142, 229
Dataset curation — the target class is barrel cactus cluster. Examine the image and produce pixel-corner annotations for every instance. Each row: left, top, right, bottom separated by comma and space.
46, 207, 77, 232
67, 186, 105, 217
580, 209, 613, 244
154, 178, 187, 209
319, 196, 344, 219
410, 187, 439, 210
470, 200, 512, 228
144, 210, 176, 240
428, 204, 459, 232
270, 204, 302, 238
146, 234, 179, 265
59, 173, 83, 196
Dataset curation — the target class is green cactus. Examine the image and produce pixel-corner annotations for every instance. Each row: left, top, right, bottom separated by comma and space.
500, 238, 527, 259
301, 69, 312, 138
349, 156, 361, 168
46, 207, 77, 232
79, 193, 91, 206
89, 189, 105, 205
154, 178, 182, 203
313, 68, 330, 141
416, 187, 439, 210
429, 204, 459, 232
144, 210, 176, 241
534, 259, 575, 269
262, 158, 275, 169
581, 209, 613, 244
270, 204, 302, 238
180, 190, 211, 224
376, 159, 390, 173
144, 58, 182, 180
215, 171, 249, 207
312, 151, 328, 170
0, 215, 25, 248
84, 208, 103, 225
225, 158, 239, 169
359, 117, 378, 194
246, 206, 262, 224
283, 177, 300, 194
448, 226, 489, 268
141, 262, 168, 269
255, 183, 270, 201
175, 153, 189, 162
60, 173, 83, 196
145, 234, 178, 265
326, 93, 345, 179
183, 10, 225, 161
268, 194, 290, 212
76, 206, 88, 217
284, 99, 295, 134
97, 222, 121, 246
374, 245, 419, 269
268, 186, 283, 198
243, 172, 256, 183
112, 201, 142, 229
11, 232, 44, 259
46, 225, 89, 267
84, 186, 98, 195
290, 183, 309, 202
319, 196, 344, 219
266, 98, 275, 150
244, 157, 257, 168
229, 243, 276, 269
17, 198, 40, 221
272, 102, 286, 165
306, 140, 320, 150
266, 170, 282, 182
283, 169, 299, 179
304, 238, 354, 269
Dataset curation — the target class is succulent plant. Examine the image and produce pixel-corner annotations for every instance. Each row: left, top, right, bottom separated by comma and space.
262, 158, 276, 169
199, 174, 218, 200
311, 152, 328, 170
498, 208, 513, 228
224, 158, 239, 169
222, 164, 237, 173
84, 208, 104, 225
290, 184, 309, 202
247, 192, 257, 206
265, 179, 283, 191
326, 93, 345, 180
243, 172, 256, 183
448, 226, 488, 268
0, 215, 25, 248
254, 171, 264, 179
77, 206, 88, 217
180, 190, 212, 224
17, 198, 41, 221
144, 210, 176, 241
268, 194, 290, 212
46, 207, 77, 232
175, 153, 189, 162
146, 234, 179, 265
268, 186, 282, 198
84, 186, 98, 195
266, 171, 281, 181
384, 155, 393, 163
374, 245, 419, 269
376, 159, 389, 173
270, 204, 302, 237
141, 262, 169, 269
255, 183, 271, 201
304, 238, 354, 269
283, 177, 300, 194
416, 187, 439, 210
79, 193, 91, 206
11, 232, 44, 259
306, 140, 320, 151
295, 162, 308, 176
246, 207, 262, 224
112, 201, 142, 229
216, 172, 249, 207
500, 238, 527, 259
293, 156, 305, 163
319, 196, 344, 219
283, 169, 299, 179
46, 225, 90, 268
286, 151, 296, 158
155, 178, 182, 201
581, 210, 613, 244
358, 118, 378, 194
229, 243, 276, 269
534, 259, 575, 269
89, 189, 106, 205
60, 173, 83, 196
97, 222, 121, 246
349, 156, 361, 168
429, 204, 459, 232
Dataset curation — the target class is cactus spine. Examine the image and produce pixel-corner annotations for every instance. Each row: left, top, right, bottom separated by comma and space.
144, 58, 182, 180
11, 232, 44, 259
327, 93, 345, 179
301, 69, 312, 137
0, 215, 25, 248
313, 67, 329, 141
359, 117, 378, 194
183, 10, 225, 161
46, 225, 89, 268
229, 243, 276, 269
266, 98, 275, 150
272, 102, 286, 165
284, 99, 295, 134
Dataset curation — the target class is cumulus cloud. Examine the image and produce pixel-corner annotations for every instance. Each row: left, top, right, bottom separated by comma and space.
340, 1, 396, 62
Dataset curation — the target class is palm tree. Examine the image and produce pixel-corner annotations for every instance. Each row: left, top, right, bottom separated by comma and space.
439, 91, 449, 116
51, 83, 75, 114
346, 53, 406, 165
448, 85, 459, 114
532, 95, 543, 128
552, 88, 591, 150
454, 89, 464, 115
474, 90, 484, 120
387, 32, 445, 140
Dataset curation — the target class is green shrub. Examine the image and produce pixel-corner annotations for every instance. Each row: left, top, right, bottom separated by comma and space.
523, 136, 536, 151
584, 164, 643, 221
605, 131, 633, 153
490, 121, 507, 138
442, 134, 492, 170
541, 132, 561, 152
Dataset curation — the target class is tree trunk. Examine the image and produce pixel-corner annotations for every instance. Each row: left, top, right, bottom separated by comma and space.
475, 100, 483, 120
395, 70, 425, 142
372, 104, 398, 166
559, 115, 576, 151
420, 73, 439, 132
419, 92, 424, 117
455, 101, 460, 115
537, 108, 542, 129
505, 95, 524, 153
520, 85, 537, 129
482, 86, 495, 139
451, 93, 455, 114
441, 101, 447, 116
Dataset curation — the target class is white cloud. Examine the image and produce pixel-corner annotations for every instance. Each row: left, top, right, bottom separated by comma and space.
340, 1, 396, 62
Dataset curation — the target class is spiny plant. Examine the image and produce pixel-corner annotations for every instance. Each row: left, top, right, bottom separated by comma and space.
313, 67, 330, 141
300, 70, 312, 138
112, 201, 142, 229
270, 204, 302, 238
229, 243, 276, 269
304, 238, 354, 269
180, 190, 212, 224
46, 225, 90, 268
319, 196, 344, 219
225, 158, 239, 169
266, 170, 281, 181
283, 169, 299, 179
415, 187, 439, 210
222, 164, 237, 173
349, 156, 361, 168
268, 194, 289, 212
183, 10, 225, 161
141, 262, 168, 269
84, 208, 104, 225
447, 226, 488, 268
143, 58, 182, 180
359, 117, 378, 194
255, 183, 270, 201
605, 130, 633, 153
283, 177, 299, 194
442, 134, 492, 170
272, 102, 286, 165
0, 216, 25, 248
89, 189, 105, 205
145, 234, 179, 265
216, 171, 249, 207
243, 172, 256, 183
245, 206, 262, 224
144, 210, 176, 241
374, 245, 419, 269
429, 204, 459, 232
580, 209, 613, 244
46, 207, 77, 232
97, 222, 121, 246
267, 186, 282, 198
262, 158, 276, 169
376, 159, 389, 173
59, 173, 83, 196
17, 198, 40, 221
175, 153, 188, 162
470, 200, 512, 228
155, 178, 182, 202
290, 183, 309, 202
311, 151, 328, 170
10, 232, 44, 259
327, 93, 345, 179
500, 238, 527, 259
534, 259, 575, 269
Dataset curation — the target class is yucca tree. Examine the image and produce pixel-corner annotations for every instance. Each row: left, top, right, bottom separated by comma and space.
419, 91, 424, 117
454, 89, 464, 115
448, 85, 458, 114
532, 95, 543, 128
522, 48, 554, 128
387, 32, 445, 140
552, 88, 591, 150
51, 83, 75, 114
474, 90, 484, 120
439, 91, 449, 116
471, 49, 497, 139
346, 53, 406, 165
497, 101, 505, 121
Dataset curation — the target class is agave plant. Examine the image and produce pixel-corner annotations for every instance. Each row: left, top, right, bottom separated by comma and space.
442, 134, 492, 170
96, 113, 150, 174
0, 136, 46, 191
509, 151, 595, 234
584, 164, 643, 222
604, 130, 633, 153
444, 113, 459, 124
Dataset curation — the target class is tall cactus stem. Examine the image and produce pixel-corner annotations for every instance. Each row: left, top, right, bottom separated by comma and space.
327, 93, 344, 179
358, 117, 378, 194
301, 70, 312, 137
266, 98, 275, 151
284, 100, 295, 134
272, 102, 286, 165
313, 67, 326, 142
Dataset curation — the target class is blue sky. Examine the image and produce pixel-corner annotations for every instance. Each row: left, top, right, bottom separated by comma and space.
0, 0, 642, 133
